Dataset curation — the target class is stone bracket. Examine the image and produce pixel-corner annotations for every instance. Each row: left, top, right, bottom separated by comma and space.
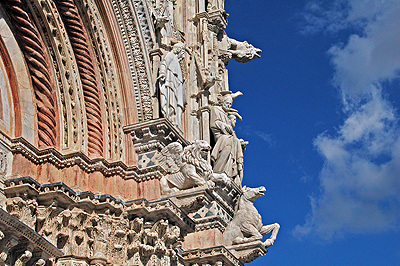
226, 241, 268, 264
208, 9, 228, 31
124, 118, 189, 153
182, 246, 242, 266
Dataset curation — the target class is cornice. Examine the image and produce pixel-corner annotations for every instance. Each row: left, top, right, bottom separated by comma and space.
10, 137, 165, 182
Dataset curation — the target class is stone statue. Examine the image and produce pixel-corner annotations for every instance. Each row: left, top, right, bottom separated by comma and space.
227, 37, 261, 63
158, 43, 187, 129
223, 186, 280, 248
157, 140, 230, 195
210, 91, 246, 186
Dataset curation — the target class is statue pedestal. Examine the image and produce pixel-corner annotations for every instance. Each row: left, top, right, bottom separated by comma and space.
226, 241, 268, 264
124, 118, 188, 169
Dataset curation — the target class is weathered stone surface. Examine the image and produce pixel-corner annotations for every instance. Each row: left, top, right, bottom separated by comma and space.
223, 186, 280, 257
0, 0, 280, 265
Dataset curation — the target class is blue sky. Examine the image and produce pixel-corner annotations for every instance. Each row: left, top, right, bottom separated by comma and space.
223, 1, 400, 265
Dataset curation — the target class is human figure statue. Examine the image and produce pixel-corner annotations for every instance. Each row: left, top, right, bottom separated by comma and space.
158, 43, 187, 129
227, 110, 248, 185
210, 91, 246, 186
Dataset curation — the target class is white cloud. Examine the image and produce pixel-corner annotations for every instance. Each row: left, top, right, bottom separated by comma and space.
254, 131, 276, 147
295, 0, 400, 239
329, 2, 400, 97
238, 126, 276, 147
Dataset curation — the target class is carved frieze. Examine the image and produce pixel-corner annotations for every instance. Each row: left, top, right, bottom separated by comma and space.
3, 176, 195, 265
10, 137, 163, 182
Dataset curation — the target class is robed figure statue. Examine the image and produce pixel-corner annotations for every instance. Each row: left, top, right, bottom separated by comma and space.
158, 43, 187, 129
210, 91, 247, 186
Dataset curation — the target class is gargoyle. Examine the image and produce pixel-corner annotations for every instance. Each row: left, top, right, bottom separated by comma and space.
227, 38, 261, 63
158, 140, 230, 195
223, 186, 280, 248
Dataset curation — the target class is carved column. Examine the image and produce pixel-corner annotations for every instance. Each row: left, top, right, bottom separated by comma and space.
0, 180, 5, 209
200, 92, 211, 144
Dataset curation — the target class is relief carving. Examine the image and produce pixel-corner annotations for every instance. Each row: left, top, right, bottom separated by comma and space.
4, 180, 190, 265
6, 193, 37, 229
157, 140, 230, 195
0, 151, 7, 179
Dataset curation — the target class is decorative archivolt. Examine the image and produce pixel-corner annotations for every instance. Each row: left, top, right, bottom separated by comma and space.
2, 0, 58, 148
0, 0, 158, 162
112, 0, 155, 122
75, 0, 125, 161
56, 0, 104, 157
27, 0, 86, 154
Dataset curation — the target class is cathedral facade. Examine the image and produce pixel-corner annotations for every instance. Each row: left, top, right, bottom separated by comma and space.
0, 0, 279, 265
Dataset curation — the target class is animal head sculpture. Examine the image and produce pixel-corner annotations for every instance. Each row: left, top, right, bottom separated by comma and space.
228, 38, 261, 63
242, 186, 266, 202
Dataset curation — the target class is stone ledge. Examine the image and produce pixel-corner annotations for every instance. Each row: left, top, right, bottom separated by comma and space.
123, 118, 189, 154
10, 137, 166, 182
4, 176, 195, 235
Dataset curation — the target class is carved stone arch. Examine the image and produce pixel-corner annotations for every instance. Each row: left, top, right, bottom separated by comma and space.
0, 31, 19, 140
0, 5, 35, 143
111, 0, 156, 123
74, 0, 126, 161
23, 0, 87, 153
53, 0, 105, 157
1, 0, 59, 148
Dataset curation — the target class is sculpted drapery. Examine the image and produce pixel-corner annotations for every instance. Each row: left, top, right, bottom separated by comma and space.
210, 91, 245, 186
158, 43, 187, 129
